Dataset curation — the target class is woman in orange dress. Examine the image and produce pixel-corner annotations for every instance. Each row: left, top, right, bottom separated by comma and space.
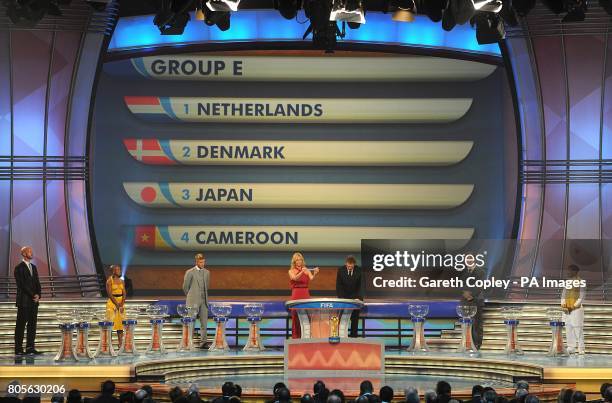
106, 265, 126, 348
288, 252, 319, 339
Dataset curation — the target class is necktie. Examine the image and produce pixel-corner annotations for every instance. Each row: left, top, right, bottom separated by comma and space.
26, 262, 32, 276
348, 269, 352, 276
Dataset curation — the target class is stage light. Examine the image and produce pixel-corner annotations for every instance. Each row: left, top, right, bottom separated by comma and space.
206, 0, 240, 12
203, 6, 231, 30
275, 0, 299, 19
303, 0, 343, 52
6, 0, 50, 27
442, 3, 457, 30
562, 0, 586, 21
451, 0, 501, 25
474, 12, 505, 44
330, 0, 366, 24
421, 0, 446, 21
154, 0, 192, 35
195, 0, 205, 19
391, 0, 416, 22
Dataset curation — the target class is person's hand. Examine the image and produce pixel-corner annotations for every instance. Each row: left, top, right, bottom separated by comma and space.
33, 294, 40, 302
313, 267, 320, 275
573, 302, 581, 309
462, 291, 472, 301
119, 306, 125, 314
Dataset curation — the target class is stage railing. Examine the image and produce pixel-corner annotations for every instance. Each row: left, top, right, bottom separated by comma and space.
0, 274, 105, 299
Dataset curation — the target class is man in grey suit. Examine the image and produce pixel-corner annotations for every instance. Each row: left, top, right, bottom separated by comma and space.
183, 253, 210, 348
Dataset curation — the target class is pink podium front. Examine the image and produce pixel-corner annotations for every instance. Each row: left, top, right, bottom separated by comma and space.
284, 298, 384, 378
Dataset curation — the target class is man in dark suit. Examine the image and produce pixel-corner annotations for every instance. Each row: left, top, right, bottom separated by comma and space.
14, 246, 42, 355
335, 255, 363, 337
460, 258, 485, 349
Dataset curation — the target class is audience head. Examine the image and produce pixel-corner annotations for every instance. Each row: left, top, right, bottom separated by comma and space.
142, 385, 153, 399
380, 386, 393, 403
561, 389, 574, 403
604, 385, 612, 403
424, 390, 437, 403
274, 382, 288, 398
222, 381, 236, 397
516, 381, 530, 391
525, 395, 540, 403
327, 395, 342, 403
405, 387, 419, 403
356, 396, 370, 403
135, 389, 148, 403
360, 381, 374, 396
277, 387, 291, 403
516, 389, 529, 401
436, 381, 452, 397
67, 389, 82, 403
572, 391, 586, 403
483, 389, 498, 403
329, 389, 345, 403
7, 380, 20, 398
169, 386, 184, 403
51, 393, 65, 403
601, 383, 611, 400
119, 391, 136, 403
302, 394, 315, 403
235, 384, 242, 398
102, 380, 116, 396
472, 385, 484, 399
314, 381, 326, 396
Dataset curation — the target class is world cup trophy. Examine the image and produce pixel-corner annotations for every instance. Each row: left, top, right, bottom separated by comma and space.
243, 303, 266, 351
210, 303, 232, 352
329, 314, 340, 344
55, 309, 79, 362
407, 304, 429, 352
502, 306, 523, 355
456, 304, 478, 354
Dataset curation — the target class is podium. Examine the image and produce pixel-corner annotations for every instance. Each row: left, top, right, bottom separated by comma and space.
284, 298, 383, 380
285, 298, 364, 340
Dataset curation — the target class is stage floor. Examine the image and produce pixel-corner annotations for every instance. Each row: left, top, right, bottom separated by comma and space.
1, 349, 610, 368
1, 350, 610, 399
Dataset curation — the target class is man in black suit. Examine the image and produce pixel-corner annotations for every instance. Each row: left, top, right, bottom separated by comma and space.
14, 246, 42, 355
335, 255, 363, 337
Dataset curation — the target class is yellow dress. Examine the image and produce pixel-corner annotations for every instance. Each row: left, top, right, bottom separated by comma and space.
106, 279, 126, 331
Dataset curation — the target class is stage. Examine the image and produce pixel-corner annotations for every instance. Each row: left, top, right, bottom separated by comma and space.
1, 349, 610, 401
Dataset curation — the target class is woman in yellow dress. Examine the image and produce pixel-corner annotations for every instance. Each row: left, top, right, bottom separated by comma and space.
106, 265, 126, 348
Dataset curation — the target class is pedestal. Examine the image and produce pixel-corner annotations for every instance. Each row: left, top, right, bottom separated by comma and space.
147, 319, 165, 354
178, 317, 195, 352
75, 322, 93, 360
94, 321, 116, 358
504, 319, 523, 355
55, 324, 78, 362
210, 317, 229, 352
457, 318, 478, 354
548, 321, 568, 357
119, 320, 138, 356
243, 317, 265, 351
407, 318, 429, 352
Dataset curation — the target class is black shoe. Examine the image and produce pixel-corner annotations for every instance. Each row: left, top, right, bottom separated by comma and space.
25, 348, 43, 355
15, 350, 25, 356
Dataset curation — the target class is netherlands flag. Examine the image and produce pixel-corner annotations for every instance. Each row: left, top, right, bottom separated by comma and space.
124, 96, 177, 122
